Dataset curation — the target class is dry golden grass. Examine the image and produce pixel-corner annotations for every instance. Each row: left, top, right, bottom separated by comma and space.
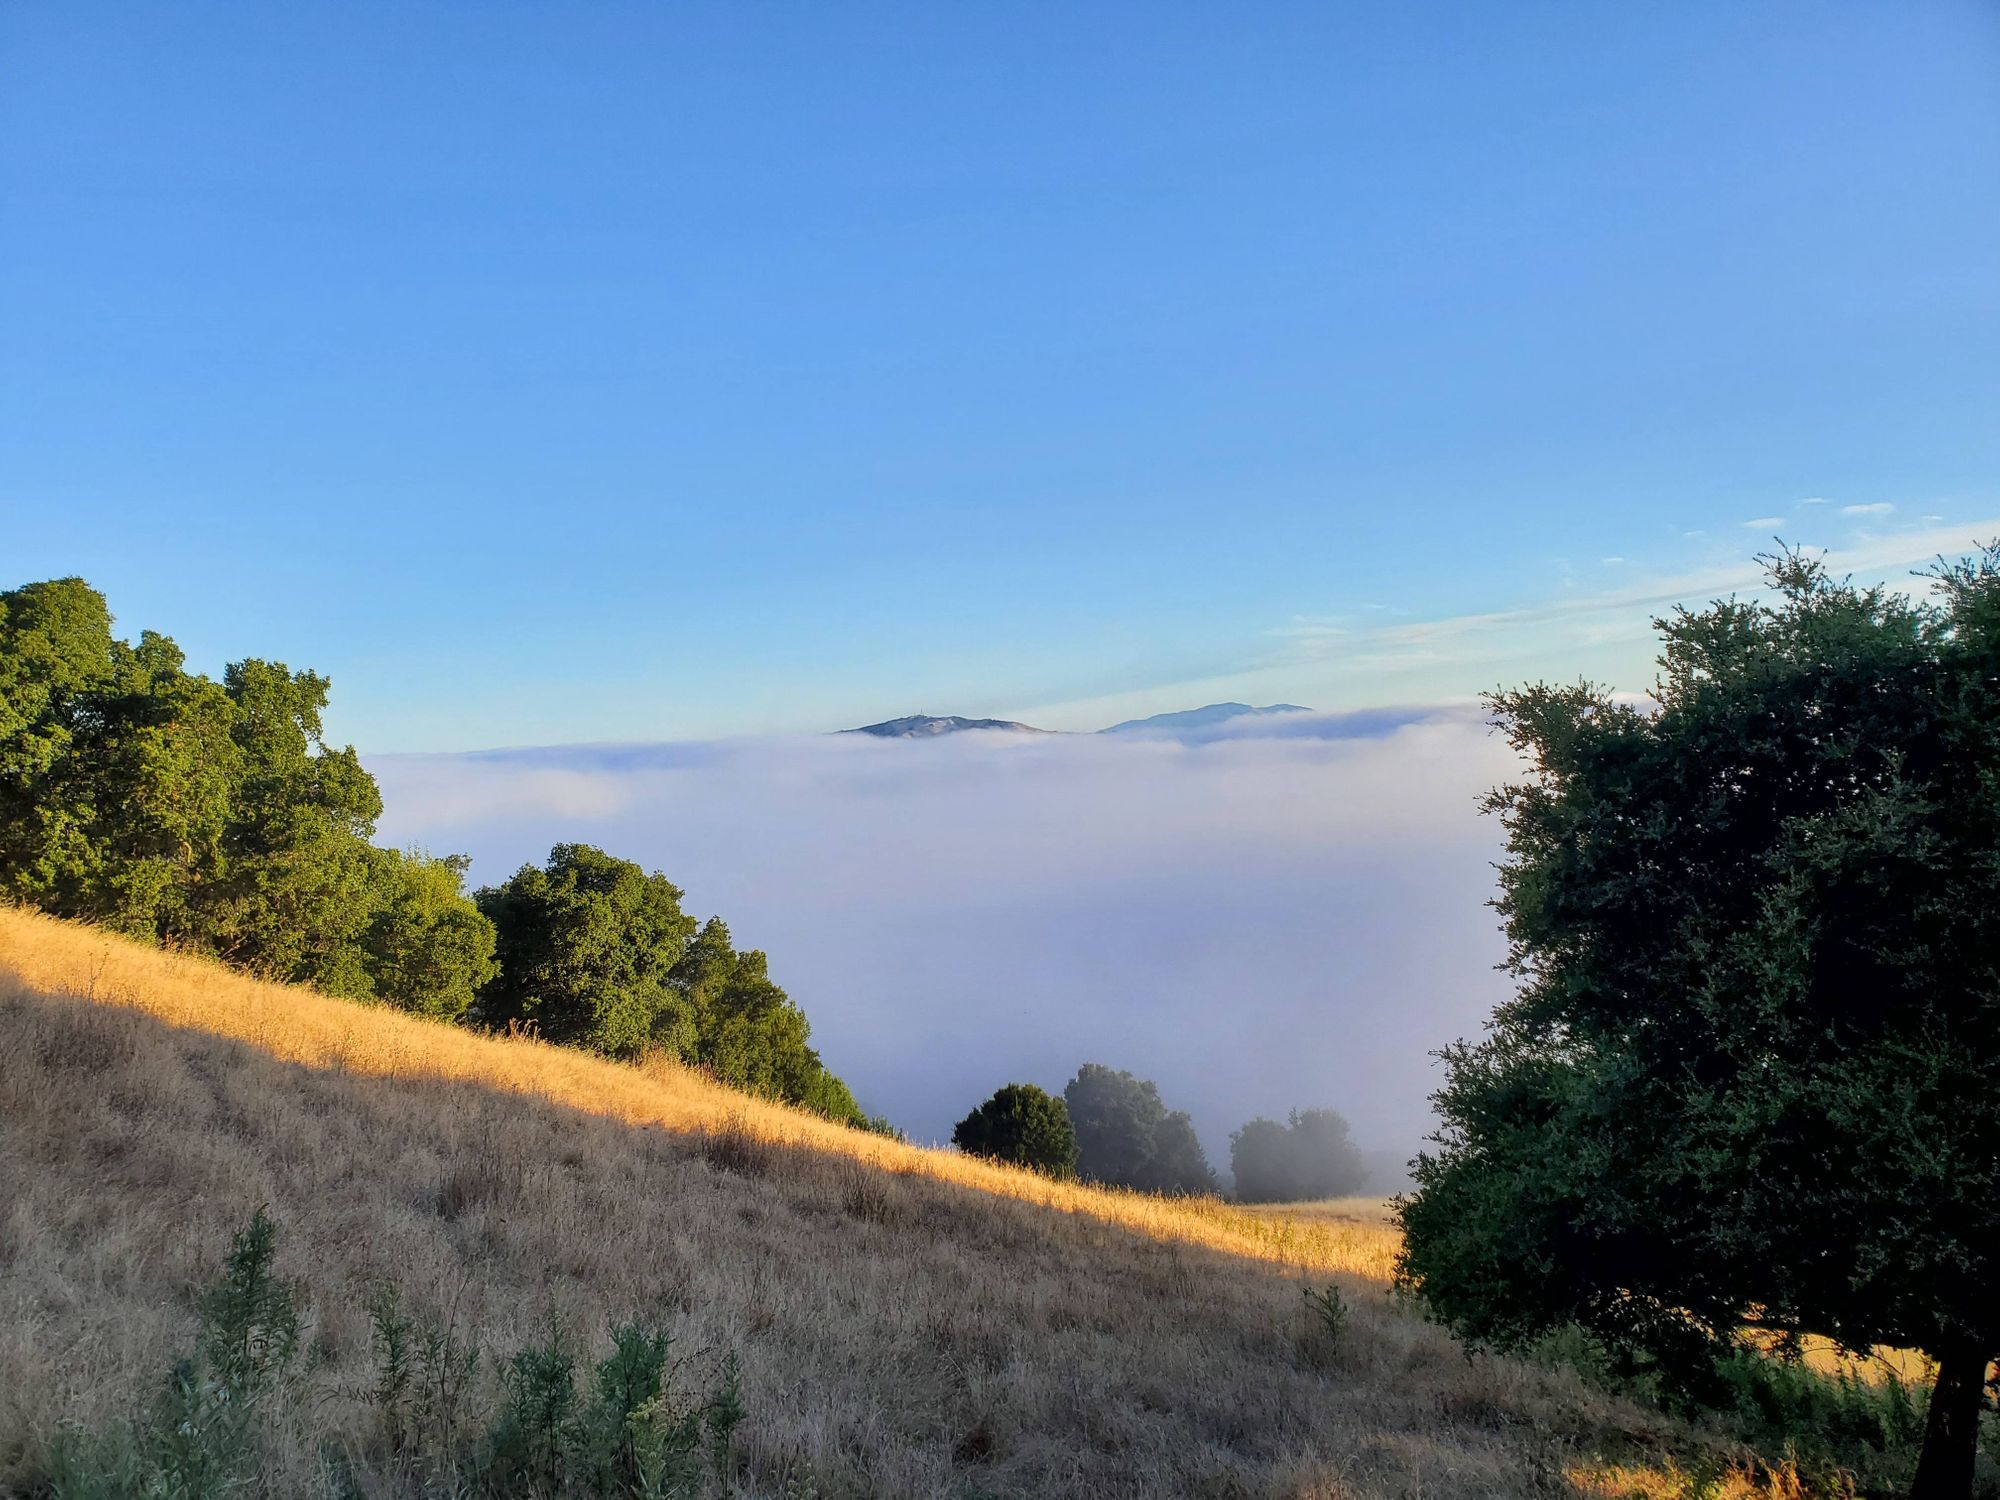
1567, 1461, 1816, 1500
0, 905, 1778, 1498
1244, 1199, 1401, 1232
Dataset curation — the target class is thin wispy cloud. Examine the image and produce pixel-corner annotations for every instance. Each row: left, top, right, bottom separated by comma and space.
1841, 502, 1895, 516
1019, 517, 2000, 733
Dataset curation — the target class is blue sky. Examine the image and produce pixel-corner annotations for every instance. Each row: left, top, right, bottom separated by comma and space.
5, 1, 1997, 751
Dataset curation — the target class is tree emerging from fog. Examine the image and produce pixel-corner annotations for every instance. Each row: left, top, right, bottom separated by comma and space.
1062, 1063, 1216, 1195
1229, 1109, 1367, 1202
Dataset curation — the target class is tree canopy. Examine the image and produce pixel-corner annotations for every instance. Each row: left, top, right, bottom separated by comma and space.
0, 577, 494, 1014
1396, 550, 2000, 1498
1062, 1062, 1215, 1195
670, 916, 864, 1124
1228, 1108, 1366, 1202
0, 579, 873, 1134
475, 843, 697, 1057
953, 1083, 1078, 1178
475, 855, 866, 1124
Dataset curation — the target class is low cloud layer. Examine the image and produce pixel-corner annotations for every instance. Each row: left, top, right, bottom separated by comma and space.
369, 710, 1523, 1180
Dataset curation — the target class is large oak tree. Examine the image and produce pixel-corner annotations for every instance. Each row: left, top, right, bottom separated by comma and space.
1399, 551, 2000, 1497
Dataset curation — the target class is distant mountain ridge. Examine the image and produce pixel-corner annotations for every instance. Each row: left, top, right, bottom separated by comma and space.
1101, 702, 1311, 734
843, 713, 1053, 738
840, 703, 1314, 738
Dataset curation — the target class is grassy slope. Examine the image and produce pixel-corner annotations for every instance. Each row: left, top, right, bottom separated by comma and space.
1, 907, 1740, 1499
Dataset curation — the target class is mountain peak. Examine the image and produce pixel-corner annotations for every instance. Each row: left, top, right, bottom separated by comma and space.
1101, 703, 1311, 734
842, 713, 1053, 738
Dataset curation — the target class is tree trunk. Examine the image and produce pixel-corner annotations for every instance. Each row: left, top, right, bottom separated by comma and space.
1908, 1343, 1991, 1500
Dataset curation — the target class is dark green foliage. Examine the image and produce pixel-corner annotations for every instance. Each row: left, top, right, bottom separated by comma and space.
0, 577, 864, 1128
475, 845, 697, 1058
702, 1355, 744, 1484
46, 1214, 745, 1499
1302, 1284, 1348, 1350
953, 1083, 1079, 1178
1712, 1353, 1927, 1470
0, 578, 496, 1017
1142, 1110, 1216, 1195
47, 1208, 304, 1500
364, 850, 499, 1022
198, 1207, 301, 1398
486, 1319, 581, 1493
197, 658, 385, 996
1228, 1108, 1367, 1202
134, 1210, 302, 1499
472, 876, 867, 1124
674, 920, 862, 1125
482, 1316, 744, 1498
364, 1281, 418, 1452
1063, 1064, 1158, 1186
1527, 1322, 1982, 1496
1228, 1118, 1290, 1202
1061, 1063, 1216, 1194
365, 1278, 483, 1472
575, 1325, 676, 1494
1397, 549, 2000, 1496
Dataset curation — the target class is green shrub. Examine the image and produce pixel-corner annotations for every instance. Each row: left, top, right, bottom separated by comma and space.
485, 1317, 581, 1494
364, 1279, 482, 1470
1302, 1284, 1348, 1349
952, 1083, 1078, 1178
41, 1212, 747, 1500
46, 1207, 303, 1500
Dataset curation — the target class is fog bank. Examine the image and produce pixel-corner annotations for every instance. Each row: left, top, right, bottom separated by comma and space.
369, 709, 1521, 1177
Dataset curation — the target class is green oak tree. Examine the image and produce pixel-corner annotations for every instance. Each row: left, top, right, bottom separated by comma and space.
474, 858, 867, 1123
682, 923, 862, 1125
1228, 1117, 1292, 1203
195, 659, 385, 994
1062, 1062, 1216, 1193
953, 1083, 1078, 1178
1397, 550, 2000, 1499
474, 844, 697, 1057
0, 579, 864, 1127
1144, 1109, 1218, 1197
0, 580, 486, 1002
363, 850, 499, 1021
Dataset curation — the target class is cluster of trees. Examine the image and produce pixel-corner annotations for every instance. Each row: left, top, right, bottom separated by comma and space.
951, 1061, 1366, 1202
1228, 1109, 1367, 1203
476, 843, 867, 1124
1063, 1064, 1216, 1194
1398, 551, 2000, 1499
952, 1063, 1221, 1189
0, 577, 492, 1016
0, 578, 870, 1129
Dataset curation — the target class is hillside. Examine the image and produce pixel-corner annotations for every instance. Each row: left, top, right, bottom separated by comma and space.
2, 907, 1750, 1498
